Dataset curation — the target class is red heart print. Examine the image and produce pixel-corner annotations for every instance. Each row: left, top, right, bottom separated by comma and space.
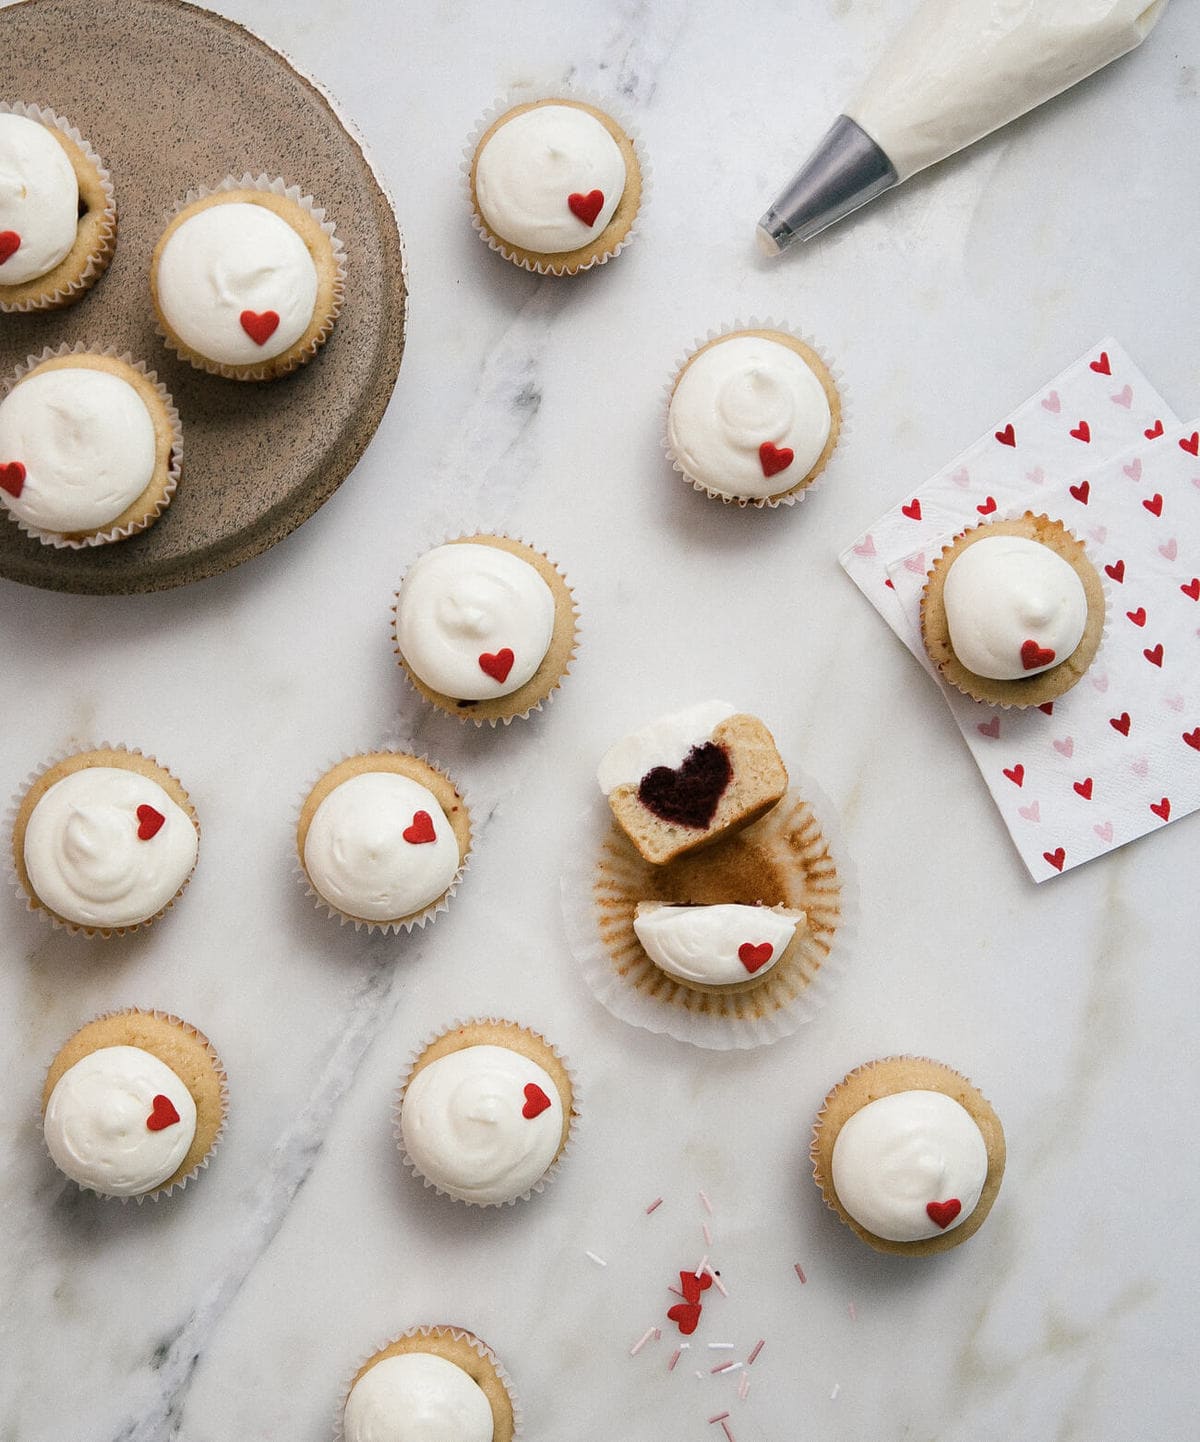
925, 1198, 961, 1229
136, 804, 165, 840
976, 496, 997, 515
0, 230, 20, 265
1180, 432, 1200, 457
1142, 493, 1163, 517
901, 498, 922, 520
478, 648, 514, 683
1104, 559, 1125, 583
1124, 458, 1142, 481
1041, 392, 1061, 414
1043, 847, 1066, 872
1002, 764, 1024, 787
1018, 800, 1040, 822
1126, 607, 1146, 627
0, 461, 26, 498
1144, 419, 1164, 440
1070, 420, 1091, 443
738, 942, 773, 973
146, 1094, 180, 1131
1068, 480, 1090, 505
1073, 777, 1094, 800
240, 309, 280, 346
402, 810, 436, 844
1159, 539, 1178, 563
667, 1302, 702, 1336
852, 534, 876, 557
1110, 712, 1131, 736
977, 716, 1001, 740
1150, 797, 1171, 821
679, 1269, 713, 1304
521, 1083, 551, 1119
1052, 736, 1073, 757
1021, 639, 1055, 670
1183, 728, 1200, 751
1089, 351, 1111, 375
994, 423, 1016, 447
1143, 643, 1164, 667
1038, 702, 1055, 715
567, 189, 604, 226
1181, 579, 1199, 601
759, 441, 794, 478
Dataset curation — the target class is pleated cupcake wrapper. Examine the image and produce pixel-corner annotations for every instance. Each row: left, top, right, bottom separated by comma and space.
7, 741, 200, 939
916, 506, 1113, 710
155, 173, 346, 381
1, 343, 183, 549
393, 1017, 582, 1208
333, 1325, 523, 1442
294, 749, 473, 933
463, 85, 650, 276
561, 774, 857, 1051
0, 101, 117, 313
391, 529, 581, 727
662, 318, 849, 509
39, 1007, 228, 1203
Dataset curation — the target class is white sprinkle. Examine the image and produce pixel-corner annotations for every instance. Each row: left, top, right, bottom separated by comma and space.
711, 1360, 742, 1375
703, 1221, 713, 1247
584, 1250, 607, 1267
694, 1254, 710, 1278
699, 1189, 713, 1214
695, 1370, 705, 1379
738, 1372, 750, 1401
629, 1327, 657, 1357
678, 1342, 691, 1350
707, 1342, 735, 1350
831, 1382, 841, 1400
645, 1196, 664, 1215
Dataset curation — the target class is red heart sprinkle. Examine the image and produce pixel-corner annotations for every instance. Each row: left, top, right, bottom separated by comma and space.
567, 189, 605, 227
136, 804, 165, 840
478, 647, 514, 683
1089, 351, 1111, 375
976, 495, 997, 515
1104, 559, 1125, 583
0, 230, 20, 265
1143, 642, 1164, 667
1144, 419, 1164, 440
901, 498, 922, 520
1073, 777, 1094, 800
1182, 578, 1200, 601
1150, 796, 1171, 821
1043, 846, 1066, 872
1069, 480, 1090, 505
1110, 712, 1131, 736
1021, 639, 1055, 671
1142, 493, 1163, 517
146, 1094, 180, 1131
1182, 728, 1200, 751
994, 423, 1016, 447
0, 460, 26, 499
925, 1198, 962, 1229
667, 1301, 702, 1336
1126, 607, 1147, 627
402, 810, 436, 844
679, 1269, 713, 1303
1038, 702, 1055, 715
738, 942, 774, 973
758, 441, 794, 478
240, 309, 280, 346
1070, 420, 1091, 443
1002, 764, 1024, 787
1180, 432, 1200, 457
521, 1082, 551, 1119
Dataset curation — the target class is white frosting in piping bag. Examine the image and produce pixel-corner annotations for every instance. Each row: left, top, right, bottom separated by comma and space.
343, 1353, 495, 1442
0, 113, 79, 285
634, 903, 805, 986
597, 701, 736, 795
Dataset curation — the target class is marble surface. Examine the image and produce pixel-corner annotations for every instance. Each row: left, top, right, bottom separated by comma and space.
2, 1, 1198, 1439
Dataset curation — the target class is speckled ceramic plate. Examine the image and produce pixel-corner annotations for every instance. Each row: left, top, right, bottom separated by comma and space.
0, 0, 406, 594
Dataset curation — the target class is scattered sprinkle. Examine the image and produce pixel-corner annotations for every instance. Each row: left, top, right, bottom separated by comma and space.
831, 1382, 841, 1401
711, 1360, 742, 1375
679, 1342, 691, 1350
668, 1348, 682, 1372
695, 1370, 705, 1379
699, 1189, 713, 1215
630, 1327, 657, 1357
738, 1372, 750, 1401
584, 1250, 607, 1267
653, 1327, 662, 1340
721, 1422, 737, 1442
695, 1254, 710, 1278
703, 1221, 713, 1247
794, 1263, 807, 1284
707, 1342, 735, 1350
746, 1339, 765, 1367
708, 1413, 730, 1425
645, 1196, 664, 1215
667, 1284, 686, 1299
848, 1301, 857, 1322
706, 1265, 729, 1297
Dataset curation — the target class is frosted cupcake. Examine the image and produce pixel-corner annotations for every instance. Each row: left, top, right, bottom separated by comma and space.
297, 753, 471, 930
667, 328, 841, 505
0, 104, 117, 312
920, 513, 1106, 706
811, 1057, 1006, 1256
42, 1009, 227, 1200
0, 350, 181, 546
11, 747, 199, 936
633, 902, 807, 994
469, 97, 642, 274
150, 178, 343, 380
396, 1020, 576, 1206
392, 535, 578, 724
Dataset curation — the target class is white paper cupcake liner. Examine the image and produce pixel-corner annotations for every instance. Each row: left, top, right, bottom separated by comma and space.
561, 772, 857, 1051
391, 530, 581, 727
333, 1324, 523, 1442
0, 101, 117, 313
294, 749, 473, 933
662, 317, 849, 509
393, 1017, 581, 1208
154, 173, 346, 381
1, 343, 184, 549
39, 1007, 228, 1204
7, 742, 201, 939
463, 85, 650, 276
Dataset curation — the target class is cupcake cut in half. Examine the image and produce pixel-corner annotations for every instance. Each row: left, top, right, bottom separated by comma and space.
633, 901, 807, 994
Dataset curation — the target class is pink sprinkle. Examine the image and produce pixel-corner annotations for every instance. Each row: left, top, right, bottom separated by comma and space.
645, 1196, 663, 1215
746, 1339, 765, 1366
708, 1414, 730, 1425
722, 1422, 737, 1442
694, 1254, 710, 1278
706, 1265, 728, 1297
653, 1328, 661, 1340
794, 1263, 807, 1284
667, 1348, 682, 1372
711, 1360, 741, 1375
667, 1285, 686, 1300
629, 1327, 657, 1357
703, 1222, 713, 1247
699, 1189, 713, 1215
738, 1372, 750, 1401
848, 1301, 857, 1322
830, 1382, 841, 1400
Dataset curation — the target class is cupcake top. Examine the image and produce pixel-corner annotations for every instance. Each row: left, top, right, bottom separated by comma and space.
22, 765, 198, 929
633, 902, 804, 986
668, 333, 833, 501
43, 1044, 197, 1198
0, 112, 79, 285
343, 1352, 495, 1442
830, 1089, 989, 1243
597, 701, 737, 796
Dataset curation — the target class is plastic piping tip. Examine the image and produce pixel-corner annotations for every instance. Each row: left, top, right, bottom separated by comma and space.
755, 224, 782, 258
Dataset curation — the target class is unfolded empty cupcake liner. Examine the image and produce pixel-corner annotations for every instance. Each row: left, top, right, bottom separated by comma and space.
293, 749, 474, 933
0, 101, 117, 314
391, 529, 581, 727
333, 1324, 523, 1442
393, 1017, 582, 1208
7, 742, 201, 939
662, 318, 849, 509
1, 343, 184, 549
561, 774, 857, 1050
155, 173, 346, 380
463, 85, 650, 276
39, 1007, 228, 1204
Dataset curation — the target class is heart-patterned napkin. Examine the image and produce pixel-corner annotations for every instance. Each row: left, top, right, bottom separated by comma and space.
841, 339, 1199, 881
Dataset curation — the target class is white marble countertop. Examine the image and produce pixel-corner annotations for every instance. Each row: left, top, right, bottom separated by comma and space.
3, 1, 1199, 1439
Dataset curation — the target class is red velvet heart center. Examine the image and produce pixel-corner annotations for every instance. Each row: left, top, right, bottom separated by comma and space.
146, 1094, 180, 1131
926, 1198, 961, 1229
738, 942, 773, 973
478, 648, 515, 684
667, 1301, 702, 1336
758, 442, 794, 478
136, 804, 165, 840
1021, 639, 1056, 670
0, 461, 26, 499
521, 1082, 551, 1119
637, 742, 732, 829
0, 230, 20, 265
567, 189, 605, 227
402, 810, 436, 845
240, 309, 280, 346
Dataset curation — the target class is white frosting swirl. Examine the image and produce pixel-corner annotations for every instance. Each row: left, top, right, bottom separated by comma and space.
400, 1044, 563, 1204
831, 1090, 988, 1243
395, 543, 556, 700
304, 772, 460, 922
0, 367, 157, 532
475, 103, 626, 252
943, 534, 1087, 680
24, 767, 198, 928
668, 335, 832, 499
43, 1045, 197, 1197
0, 113, 79, 285
154, 200, 319, 364
344, 1353, 494, 1442
597, 701, 736, 795
633, 903, 804, 985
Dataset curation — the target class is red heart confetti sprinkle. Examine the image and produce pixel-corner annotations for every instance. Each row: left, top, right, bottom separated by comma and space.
567, 189, 604, 226
926, 1198, 962, 1229
1073, 777, 1094, 800
1069, 480, 1090, 504
758, 441, 794, 478
0, 230, 20, 265
1110, 712, 1131, 736
901, 498, 922, 520
1038, 703, 1055, 715
1183, 728, 1200, 751
679, 1269, 713, 1304
1142, 493, 1163, 517
136, 804, 165, 840
1144, 419, 1164, 440
402, 810, 436, 844
1180, 432, 1200, 457
1002, 764, 1024, 787
994, 423, 1016, 447
1043, 847, 1066, 872
239, 309, 280, 346
0, 461, 26, 499
1183, 579, 1200, 601
479, 648, 514, 684
1150, 797, 1171, 821
1021, 639, 1055, 670
738, 942, 774, 973
976, 495, 997, 515
1104, 559, 1125, 583
1143, 643, 1164, 667
146, 1094, 180, 1131
667, 1301, 702, 1336
521, 1082, 551, 1119
1126, 607, 1147, 627
1089, 351, 1111, 375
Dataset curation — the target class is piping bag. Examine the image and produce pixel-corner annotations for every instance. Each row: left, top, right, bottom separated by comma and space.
758, 0, 1169, 256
